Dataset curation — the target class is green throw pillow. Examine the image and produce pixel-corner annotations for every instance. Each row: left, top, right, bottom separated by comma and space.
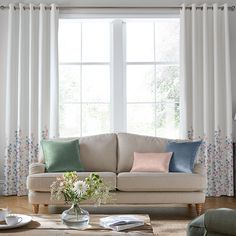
41, 139, 84, 172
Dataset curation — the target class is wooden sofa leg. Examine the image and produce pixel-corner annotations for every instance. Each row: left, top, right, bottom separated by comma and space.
196, 203, 203, 216
32, 204, 39, 214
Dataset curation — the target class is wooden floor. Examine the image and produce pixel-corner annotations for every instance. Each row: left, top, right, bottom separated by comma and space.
0, 196, 236, 219
1, 196, 236, 236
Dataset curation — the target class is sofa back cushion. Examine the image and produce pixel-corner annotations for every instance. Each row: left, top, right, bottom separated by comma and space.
39, 133, 117, 172
117, 133, 169, 172
79, 133, 117, 172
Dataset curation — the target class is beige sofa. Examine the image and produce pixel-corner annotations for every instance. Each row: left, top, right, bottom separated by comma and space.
27, 133, 207, 215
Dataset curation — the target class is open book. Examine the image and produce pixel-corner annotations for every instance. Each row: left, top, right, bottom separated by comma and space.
100, 215, 144, 231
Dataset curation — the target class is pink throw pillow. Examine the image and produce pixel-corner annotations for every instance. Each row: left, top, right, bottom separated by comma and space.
130, 152, 173, 173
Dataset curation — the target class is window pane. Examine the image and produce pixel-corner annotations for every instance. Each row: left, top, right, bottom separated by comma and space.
60, 104, 81, 137
156, 65, 180, 103
59, 20, 81, 63
155, 19, 180, 62
126, 18, 180, 138
156, 102, 179, 138
82, 22, 110, 62
127, 104, 155, 136
126, 22, 154, 62
82, 104, 110, 136
59, 19, 111, 138
59, 65, 80, 103
155, 65, 180, 138
127, 65, 155, 103
82, 65, 110, 103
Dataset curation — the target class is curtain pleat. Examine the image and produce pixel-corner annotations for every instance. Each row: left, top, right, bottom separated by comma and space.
50, 4, 59, 138
3, 3, 59, 196
180, 4, 233, 196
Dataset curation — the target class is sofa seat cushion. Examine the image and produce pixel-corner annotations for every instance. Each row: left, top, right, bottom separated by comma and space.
117, 172, 206, 192
27, 172, 116, 192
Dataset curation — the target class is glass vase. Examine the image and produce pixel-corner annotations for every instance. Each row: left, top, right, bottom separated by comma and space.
61, 203, 89, 229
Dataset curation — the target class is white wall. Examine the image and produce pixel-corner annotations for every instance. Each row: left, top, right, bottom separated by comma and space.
0, 0, 236, 193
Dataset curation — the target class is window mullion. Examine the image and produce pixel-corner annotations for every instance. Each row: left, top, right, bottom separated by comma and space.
154, 22, 157, 137
111, 19, 126, 132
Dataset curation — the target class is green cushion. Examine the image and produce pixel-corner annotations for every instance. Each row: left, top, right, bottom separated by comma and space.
187, 215, 205, 236
41, 139, 84, 172
204, 208, 236, 236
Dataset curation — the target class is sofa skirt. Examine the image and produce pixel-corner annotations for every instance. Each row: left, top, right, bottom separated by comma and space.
28, 191, 205, 205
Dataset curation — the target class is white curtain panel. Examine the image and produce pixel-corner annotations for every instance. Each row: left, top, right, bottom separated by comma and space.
180, 3, 233, 196
3, 3, 59, 196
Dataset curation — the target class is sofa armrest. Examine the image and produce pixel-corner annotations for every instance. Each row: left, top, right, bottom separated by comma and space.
29, 163, 46, 175
205, 208, 236, 235
193, 163, 206, 175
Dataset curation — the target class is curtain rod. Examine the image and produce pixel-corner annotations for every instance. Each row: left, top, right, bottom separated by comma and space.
0, 5, 235, 11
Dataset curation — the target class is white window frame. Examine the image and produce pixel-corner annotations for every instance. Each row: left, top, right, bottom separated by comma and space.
111, 19, 127, 132
59, 13, 180, 137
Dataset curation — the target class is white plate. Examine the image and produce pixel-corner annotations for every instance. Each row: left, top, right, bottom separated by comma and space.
0, 214, 32, 230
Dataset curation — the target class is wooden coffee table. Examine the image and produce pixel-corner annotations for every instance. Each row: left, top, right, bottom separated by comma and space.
2, 214, 154, 235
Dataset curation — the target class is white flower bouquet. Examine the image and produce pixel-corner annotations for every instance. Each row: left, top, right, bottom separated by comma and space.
50, 172, 111, 205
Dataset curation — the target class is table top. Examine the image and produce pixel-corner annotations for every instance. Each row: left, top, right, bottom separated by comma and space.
1, 214, 154, 235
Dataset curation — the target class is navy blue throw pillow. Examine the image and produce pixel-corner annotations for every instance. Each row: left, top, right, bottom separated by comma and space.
166, 141, 202, 173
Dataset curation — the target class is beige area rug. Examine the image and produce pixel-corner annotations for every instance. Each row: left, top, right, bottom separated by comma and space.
152, 219, 189, 236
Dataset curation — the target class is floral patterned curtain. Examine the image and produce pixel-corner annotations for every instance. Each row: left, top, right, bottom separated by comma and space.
3, 3, 59, 196
180, 4, 233, 196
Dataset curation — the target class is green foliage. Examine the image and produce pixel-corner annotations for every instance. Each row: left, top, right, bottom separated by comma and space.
50, 172, 113, 206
